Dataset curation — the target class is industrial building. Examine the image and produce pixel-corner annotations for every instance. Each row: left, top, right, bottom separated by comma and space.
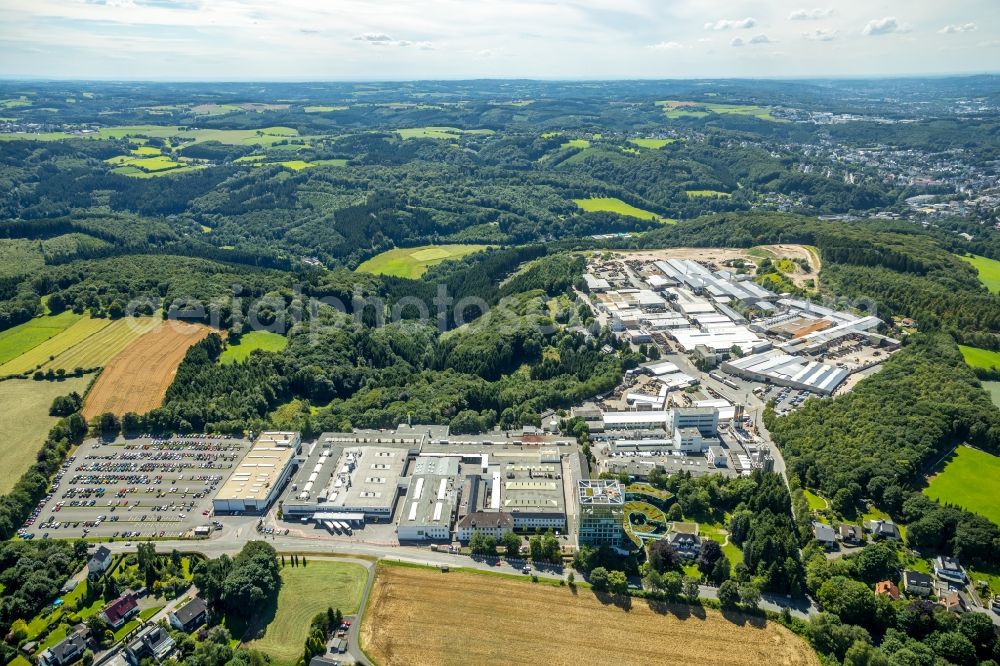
577, 479, 625, 547
721, 349, 849, 395
212, 432, 299, 514
278, 424, 574, 543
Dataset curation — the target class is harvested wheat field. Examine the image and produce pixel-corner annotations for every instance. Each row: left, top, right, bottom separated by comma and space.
360, 565, 819, 666
83, 321, 211, 418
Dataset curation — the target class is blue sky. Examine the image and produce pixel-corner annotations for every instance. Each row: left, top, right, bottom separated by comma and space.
0, 0, 997, 80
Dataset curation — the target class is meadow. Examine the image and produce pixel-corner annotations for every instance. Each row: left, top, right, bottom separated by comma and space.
304, 105, 348, 113
960, 254, 1000, 293
360, 564, 819, 666
0, 125, 304, 148
0, 311, 84, 368
356, 244, 490, 279
628, 138, 677, 149
246, 560, 366, 666
958, 345, 1000, 371
687, 189, 732, 198
561, 138, 591, 149
656, 100, 780, 121
924, 445, 1000, 526
573, 197, 660, 221
0, 316, 112, 376
397, 127, 494, 140
40, 316, 160, 372
0, 239, 45, 277
0, 376, 92, 493
220, 331, 289, 364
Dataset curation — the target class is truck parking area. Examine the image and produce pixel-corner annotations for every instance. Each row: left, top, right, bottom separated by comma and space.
24, 435, 252, 540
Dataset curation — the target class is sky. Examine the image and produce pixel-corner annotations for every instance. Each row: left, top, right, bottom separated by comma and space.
0, 0, 998, 80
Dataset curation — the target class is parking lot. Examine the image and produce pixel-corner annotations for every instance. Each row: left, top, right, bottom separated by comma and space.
21, 435, 252, 541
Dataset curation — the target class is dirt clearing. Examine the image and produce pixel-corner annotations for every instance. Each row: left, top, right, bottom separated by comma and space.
360, 565, 819, 666
82, 321, 211, 418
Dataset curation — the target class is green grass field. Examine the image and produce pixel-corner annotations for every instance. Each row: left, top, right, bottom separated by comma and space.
220, 331, 289, 364
925, 445, 1000, 526
656, 100, 780, 121
960, 254, 1000, 293
304, 105, 348, 113
0, 311, 83, 367
686, 189, 732, 198
628, 138, 677, 149
561, 138, 591, 149
573, 197, 659, 221
0, 315, 112, 376
356, 244, 490, 279
0, 376, 92, 493
958, 345, 1000, 371
802, 490, 828, 511
40, 316, 160, 372
248, 561, 366, 666
397, 127, 491, 140
983, 381, 1000, 409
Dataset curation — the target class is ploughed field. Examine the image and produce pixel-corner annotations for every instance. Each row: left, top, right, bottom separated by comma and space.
82, 321, 211, 418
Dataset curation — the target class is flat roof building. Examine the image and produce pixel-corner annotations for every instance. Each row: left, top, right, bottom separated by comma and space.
212, 432, 299, 514
577, 480, 625, 548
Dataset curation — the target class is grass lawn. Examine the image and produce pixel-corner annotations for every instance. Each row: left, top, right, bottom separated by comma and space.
0, 376, 92, 493
958, 345, 1000, 372
960, 254, 1000, 293
220, 331, 289, 364
803, 490, 828, 511
0, 311, 82, 366
924, 445, 1000, 526
247, 561, 367, 666
356, 244, 490, 279
573, 197, 659, 221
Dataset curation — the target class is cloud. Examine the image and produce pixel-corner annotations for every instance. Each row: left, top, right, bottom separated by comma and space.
354, 32, 394, 44
789, 8, 832, 21
648, 41, 682, 50
862, 17, 911, 36
749, 34, 774, 44
802, 29, 837, 41
705, 17, 756, 31
353, 33, 431, 48
730, 37, 744, 47
939, 23, 976, 34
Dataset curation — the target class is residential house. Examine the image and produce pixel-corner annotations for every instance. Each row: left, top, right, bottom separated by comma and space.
874, 580, 900, 601
100, 591, 140, 630
864, 519, 901, 541
934, 556, 967, 585
169, 597, 208, 633
125, 625, 175, 665
667, 531, 702, 559
903, 570, 933, 596
308, 657, 342, 666
812, 522, 837, 550
87, 545, 113, 579
38, 626, 89, 666
838, 524, 862, 545
939, 591, 967, 614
